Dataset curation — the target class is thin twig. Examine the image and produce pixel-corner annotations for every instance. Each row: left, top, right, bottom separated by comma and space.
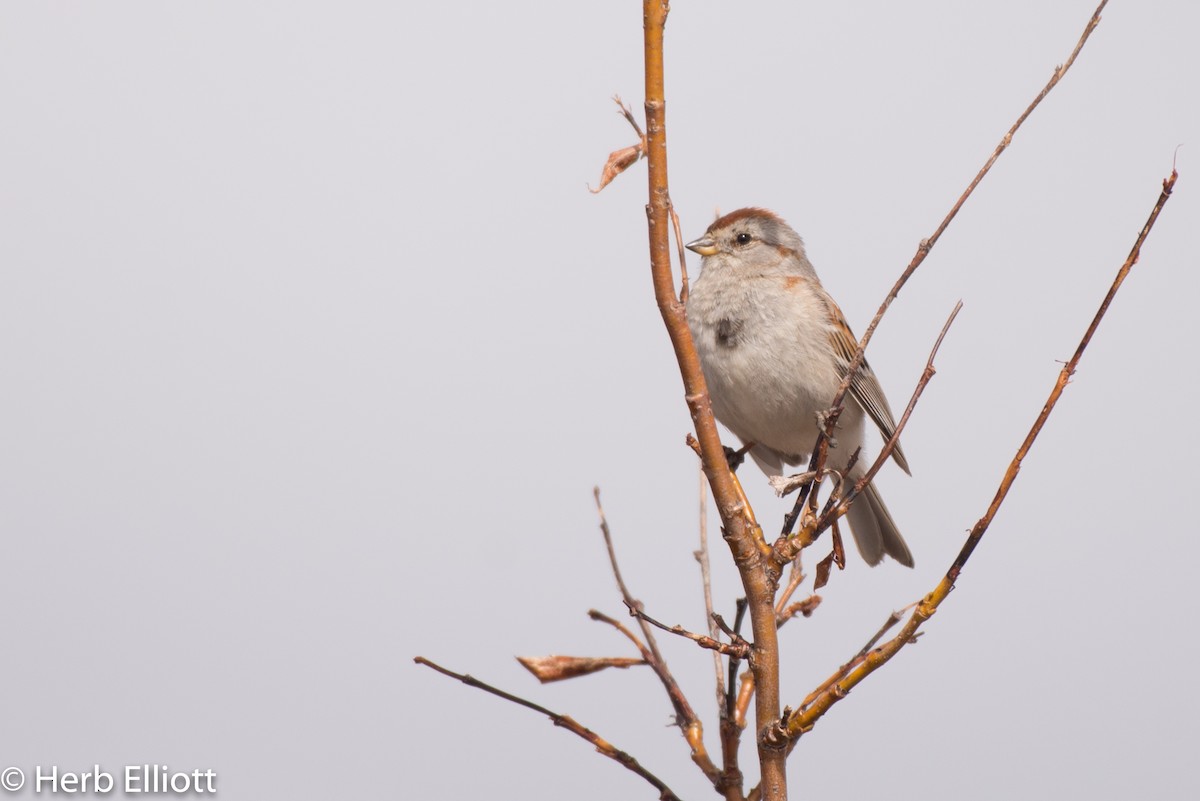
671, 202, 690, 304
773, 555, 814, 629
734, 669, 754, 730
731, 600, 756, 729
783, 0, 1110, 538
725, 599, 749, 717
694, 465, 726, 704
594, 488, 668, 664
775, 300, 961, 565
712, 613, 738, 640
588, 96, 647, 194
777, 167, 1178, 742
798, 602, 919, 711
589, 609, 651, 655
777, 595, 822, 626
415, 657, 681, 801
626, 600, 752, 659
816, 301, 962, 541
593, 488, 721, 784
615, 94, 645, 139
718, 601, 749, 801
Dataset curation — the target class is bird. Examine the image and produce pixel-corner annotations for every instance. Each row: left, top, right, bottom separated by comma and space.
685, 207, 913, 567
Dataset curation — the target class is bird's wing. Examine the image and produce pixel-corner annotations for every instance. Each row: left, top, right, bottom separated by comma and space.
822, 294, 912, 475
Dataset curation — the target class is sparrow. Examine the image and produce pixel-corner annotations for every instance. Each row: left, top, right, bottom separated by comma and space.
685, 207, 913, 567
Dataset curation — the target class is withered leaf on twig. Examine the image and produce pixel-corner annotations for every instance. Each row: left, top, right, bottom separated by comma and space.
516, 654, 646, 684
588, 96, 647, 194
780, 595, 823, 621
589, 143, 645, 194
813, 552, 835, 592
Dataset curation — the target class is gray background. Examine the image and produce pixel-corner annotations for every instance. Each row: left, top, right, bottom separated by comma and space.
1, 2, 1197, 799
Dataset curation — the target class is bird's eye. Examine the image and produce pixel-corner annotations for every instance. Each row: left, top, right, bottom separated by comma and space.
735, 232, 752, 245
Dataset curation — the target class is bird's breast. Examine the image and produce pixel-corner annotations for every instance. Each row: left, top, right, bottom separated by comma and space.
687, 273, 846, 457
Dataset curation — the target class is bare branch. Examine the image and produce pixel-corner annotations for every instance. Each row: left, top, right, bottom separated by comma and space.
694, 466, 725, 696
797, 602, 918, 710
773, 555, 806, 621
817, 301, 963, 537
415, 657, 682, 801
734, 667, 754, 730
593, 488, 722, 785
589, 608, 651, 655
671, 202, 690, 304
720, 599, 750, 801
639, 0, 787, 793
626, 600, 752, 659
778, 166, 1178, 742
783, 0, 1110, 538
615, 94, 645, 139
775, 296, 960, 567
777, 595, 822, 626
725, 599, 749, 718
594, 488, 666, 661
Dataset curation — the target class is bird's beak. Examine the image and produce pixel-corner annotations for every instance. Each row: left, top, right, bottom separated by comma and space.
685, 236, 718, 256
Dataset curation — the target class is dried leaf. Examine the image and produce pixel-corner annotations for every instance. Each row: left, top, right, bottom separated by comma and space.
813, 552, 835, 591
587, 96, 648, 194
588, 142, 645, 194
516, 655, 645, 684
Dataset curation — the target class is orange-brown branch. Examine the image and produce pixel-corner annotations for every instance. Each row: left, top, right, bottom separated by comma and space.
414, 657, 682, 801
641, 2, 784, 799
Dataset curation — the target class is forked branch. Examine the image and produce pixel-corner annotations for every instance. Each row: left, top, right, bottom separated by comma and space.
776, 301, 963, 565
414, 657, 682, 801
594, 488, 722, 785
779, 168, 1178, 741
784, 0, 1112, 538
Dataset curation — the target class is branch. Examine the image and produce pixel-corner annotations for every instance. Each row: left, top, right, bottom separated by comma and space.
593, 488, 721, 785
784, 0, 1110, 538
721, 600, 750, 801
797, 603, 918, 711
820, 301, 961, 538
778, 167, 1178, 742
671, 204, 691, 304
641, 2, 785, 799
625, 600, 752, 659
777, 300, 962, 564
414, 657, 682, 801
594, 488, 669, 665
693, 465, 726, 699
774, 554, 821, 628
695, 472, 749, 801
588, 96, 646, 194
749, 605, 922, 801
589, 608, 652, 656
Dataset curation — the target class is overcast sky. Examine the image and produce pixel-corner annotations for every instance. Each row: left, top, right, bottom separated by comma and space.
1, 2, 1197, 800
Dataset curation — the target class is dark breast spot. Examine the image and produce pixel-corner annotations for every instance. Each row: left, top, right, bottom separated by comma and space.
715, 317, 744, 347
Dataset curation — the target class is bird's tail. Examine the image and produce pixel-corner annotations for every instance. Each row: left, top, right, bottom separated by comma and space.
843, 475, 914, 568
